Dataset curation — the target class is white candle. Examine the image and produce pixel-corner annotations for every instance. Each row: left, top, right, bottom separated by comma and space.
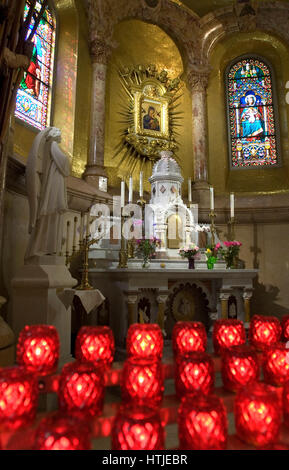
129, 176, 133, 203
210, 187, 214, 211
188, 178, 192, 203
86, 212, 90, 238
121, 180, 125, 208
139, 171, 143, 198
230, 193, 235, 218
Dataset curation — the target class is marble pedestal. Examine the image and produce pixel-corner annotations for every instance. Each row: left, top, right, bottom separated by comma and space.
11, 256, 77, 367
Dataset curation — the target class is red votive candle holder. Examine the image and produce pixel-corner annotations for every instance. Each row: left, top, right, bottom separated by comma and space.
16, 325, 59, 375
126, 323, 163, 359
75, 326, 115, 368
172, 321, 207, 357
235, 382, 282, 447
178, 394, 228, 450
213, 319, 245, 355
249, 315, 281, 351
58, 361, 104, 418
282, 381, 289, 428
0, 366, 39, 430
221, 345, 260, 392
175, 352, 214, 398
121, 357, 164, 406
34, 413, 91, 450
281, 315, 289, 342
112, 404, 164, 450
263, 342, 289, 386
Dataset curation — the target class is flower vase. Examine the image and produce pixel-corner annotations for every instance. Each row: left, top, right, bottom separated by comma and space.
142, 258, 150, 269
188, 258, 195, 270
207, 257, 216, 270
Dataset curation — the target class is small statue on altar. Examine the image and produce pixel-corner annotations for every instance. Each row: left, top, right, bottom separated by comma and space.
25, 127, 70, 261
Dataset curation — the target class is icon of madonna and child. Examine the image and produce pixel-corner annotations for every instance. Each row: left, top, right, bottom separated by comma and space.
142, 103, 161, 132
239, 90, 266, 139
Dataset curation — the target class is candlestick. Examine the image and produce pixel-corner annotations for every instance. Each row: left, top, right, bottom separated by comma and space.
86, 212, 90, 238
188, 178, 192, 203
121, 181, 125, 208
209, 210, 216, 247
210, 187, 214, 211
139, 171, 143, 198
227, 217, 235, 241
80, 213, 84, 245
118, 212, 128, 268
73, 216, 77, 253
129, 176, 133, 203
66, 221, 70, 264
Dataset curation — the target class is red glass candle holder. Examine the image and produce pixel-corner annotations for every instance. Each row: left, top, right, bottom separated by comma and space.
281, 315, 289, 342
16, 325, 59, 375
112, 404, 164, 450
282, 381, 289, 428
221, 345, 260, 392
121, 357, 164, 406
0, 366, 39, 430
234, 382, 282, 447
213, 319, 245, 355
172, 321, 207, 357
178, 394, 228, 450
34, 413, 91, 450
175, 352, 214, 399
249, 315, 281, 351
263, 342, 289, 386
58, 361, 105, 418
75, 326, 115, 368
126, 323, 163, 359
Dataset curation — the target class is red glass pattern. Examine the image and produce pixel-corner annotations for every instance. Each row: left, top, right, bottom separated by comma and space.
249, 315, 282, 350
126, 324, 163, 359
221, 345, 260, 392
282, 381, 289, 429
263, 342, 289, 386
178, 394, 228, 450
235, 382, 282, 447
112, 405, 164, 450
172, 321, 207, 357
75, 326, 115, 368
213, 319, 245, 355
175, 352, 214, 399
17, 325, 59, 375
281, 315, 289, 342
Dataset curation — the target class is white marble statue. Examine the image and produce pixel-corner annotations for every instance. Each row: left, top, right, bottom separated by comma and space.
25, 127, 70, 261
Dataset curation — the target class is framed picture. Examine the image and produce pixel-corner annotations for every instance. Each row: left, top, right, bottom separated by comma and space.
133, 79, 170, 140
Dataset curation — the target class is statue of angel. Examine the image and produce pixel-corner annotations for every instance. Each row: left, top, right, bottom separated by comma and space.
25, 127, 70, 262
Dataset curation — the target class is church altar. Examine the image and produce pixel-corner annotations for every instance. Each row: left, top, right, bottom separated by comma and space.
88, 262, 258, 355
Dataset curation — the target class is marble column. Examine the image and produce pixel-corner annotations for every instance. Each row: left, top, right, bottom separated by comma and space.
156, 292, 169, 333
219, 291, 231, 320
126, 293, 138, 327
83, 38, 112, 191
187, 66, 210, 190
243, 289, 253, 326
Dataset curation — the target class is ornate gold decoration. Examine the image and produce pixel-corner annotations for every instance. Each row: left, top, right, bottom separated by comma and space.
115, 64, 183, 169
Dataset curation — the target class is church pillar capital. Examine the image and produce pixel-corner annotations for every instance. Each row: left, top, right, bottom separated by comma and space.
186, 65, 210, 93
89, 37, 114, 66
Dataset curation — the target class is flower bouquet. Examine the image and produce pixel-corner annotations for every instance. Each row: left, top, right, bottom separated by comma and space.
136, 237, 161, 268
205, 243, 222, 270
222, 241, 242, 269
179, 244, 200, 269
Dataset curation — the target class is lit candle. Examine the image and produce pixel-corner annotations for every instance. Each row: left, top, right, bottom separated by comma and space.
188, 178, 192, 203
210, 187, 214, 211
230, 193, 234, 219
139, 172, 143, 198
121, 181, 125, 208
129, 176, 133, 203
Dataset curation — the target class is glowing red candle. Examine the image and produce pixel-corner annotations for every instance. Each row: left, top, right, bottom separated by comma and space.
16, 325, 59, 375
249, 315, 281, 351
235, 382, 282, 447
121, 357, 164, 406
213, 319, 245, 355
178, 394, 228, 450
172, 321, 207, 357
263, 342, 289, 386
58, 361, 104, 418
175, 352, 214, 398
112, 405, 164, 450
0, 366, 38, 430
34, 414, 91, 450
221, 345, 260, 392
127, 324, 163, 359
281, 315, 289, 342
75, 326, 115, 368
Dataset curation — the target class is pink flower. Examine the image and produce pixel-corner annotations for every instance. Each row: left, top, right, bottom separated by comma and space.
215, 243, 221, 250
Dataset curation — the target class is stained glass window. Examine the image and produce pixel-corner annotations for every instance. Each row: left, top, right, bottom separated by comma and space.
227, 57, 279, 168
15, 1, 56, 130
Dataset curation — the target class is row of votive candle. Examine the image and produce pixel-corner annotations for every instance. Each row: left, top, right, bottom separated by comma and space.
1, 317, 289, 450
